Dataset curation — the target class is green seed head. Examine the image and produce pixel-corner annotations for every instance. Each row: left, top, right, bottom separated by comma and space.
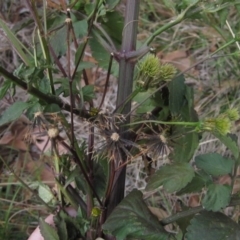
201, 117, 231, 135
224, 108, 239, 121
91, 207, 101, 217
139, 54, 161, 78
159, 63, 177, 82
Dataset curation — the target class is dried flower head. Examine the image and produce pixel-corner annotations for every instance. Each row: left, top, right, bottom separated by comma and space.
95, 114, 138, 165
48, 128, 59, 139
140, 132, 171, 161
111, 132, 120, 142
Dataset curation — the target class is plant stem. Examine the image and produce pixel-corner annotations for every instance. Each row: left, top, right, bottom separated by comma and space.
26, 0, 55, 95
127, 120, 199, 127
106, 0, 140, 217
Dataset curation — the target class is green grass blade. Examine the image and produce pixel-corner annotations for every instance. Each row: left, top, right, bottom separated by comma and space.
0, 19, 33, 66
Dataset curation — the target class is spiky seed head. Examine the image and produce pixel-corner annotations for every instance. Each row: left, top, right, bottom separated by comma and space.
224, 108, 239, 121
159, 63, 177, 82
48, 128, 59, 139
139, 54, 161, 78
201, 117, 231, 135
65, 18, 71, 23
159, 134, 167, 144
111, 132, 120, 142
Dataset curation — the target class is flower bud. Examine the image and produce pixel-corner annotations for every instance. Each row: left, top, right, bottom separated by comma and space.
224, 108, 239, 121
137, 54, 161, 91
200, 117, 231, 135
159, 63, 177, 82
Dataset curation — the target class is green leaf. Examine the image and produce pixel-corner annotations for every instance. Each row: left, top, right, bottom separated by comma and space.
134, 88, 157, 114
38, 184, 54, 203
102, 189, 170, 240
105, 0, 121, 10
54, 78, 78, 97
186, 211, 240, 240
170, 126, 199, 163
177, 172, 212, 195
202, 184, 231, 211
213, 132, 239, 159
82, 85, 95, 102
0, 18, 33, 65
195, 153, 234, 177
44, 103, 61, 113
102, 11, 123, 44
73, 19, 88, 38
50, 26, 67, 56
146, 163, 195, 192
168, 74, 186, 116
89, 32, 118, 75
0, 80, 11, 100
0, 101, 32, 127
54, 212, 68, 240
25, 101, 42, 120
39, 218, 60, 240
76, 61, 96, 72
218, 8, 229, 27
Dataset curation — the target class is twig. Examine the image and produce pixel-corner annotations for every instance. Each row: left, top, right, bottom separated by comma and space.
0, 66, 91, 118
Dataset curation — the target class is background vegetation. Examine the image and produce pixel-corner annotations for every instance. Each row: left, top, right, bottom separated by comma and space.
1, 0, 240, 239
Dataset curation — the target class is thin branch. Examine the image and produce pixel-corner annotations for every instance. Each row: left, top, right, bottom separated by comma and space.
0, 66, 91, 118
60, 140, 103, 207
98, 53, 114, 110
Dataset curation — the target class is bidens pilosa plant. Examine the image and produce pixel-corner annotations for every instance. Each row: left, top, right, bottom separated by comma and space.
1, 0, 240, 240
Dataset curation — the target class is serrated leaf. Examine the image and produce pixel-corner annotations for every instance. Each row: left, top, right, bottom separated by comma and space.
103, 189, 170, 240
39, 218, 60, 240
195, 153, 234, 176
168, 74, 186, 116
186, 211, 240, 240
202, 183, 231, 211
177, 172, 211, 195
82, 85, 95, 101
73, 19, 88, 38
54, 212, 68, 240
146, 163, 195, 192
0, 101, 32, 127
213, 132, 239, 159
